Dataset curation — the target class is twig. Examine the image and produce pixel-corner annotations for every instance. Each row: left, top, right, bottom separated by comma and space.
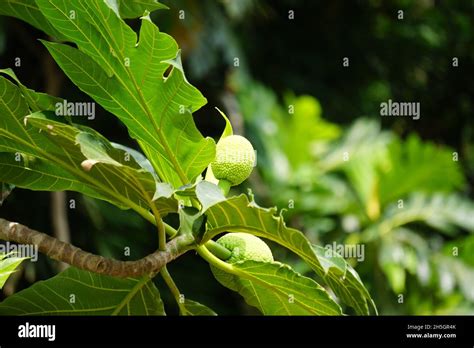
160, 266, 187, 315
0, 218, 195, 278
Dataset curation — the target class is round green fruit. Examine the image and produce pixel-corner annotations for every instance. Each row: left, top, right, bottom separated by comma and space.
217, 232, 273, 264
211, 233, 273, 284
211, 135, 256, 186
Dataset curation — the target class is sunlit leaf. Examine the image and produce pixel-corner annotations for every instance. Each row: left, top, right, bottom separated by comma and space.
0, 77, 176, 217
201, 194, 376, 314
36, 0, 215, 187
212, 260, 342, 315
0, 253, 27, 289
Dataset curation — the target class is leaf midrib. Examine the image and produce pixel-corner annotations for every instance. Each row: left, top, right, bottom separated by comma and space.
111, 276, 150, 315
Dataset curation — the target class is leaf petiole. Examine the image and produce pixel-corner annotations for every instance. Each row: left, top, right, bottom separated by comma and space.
204, 240, 232, 260
196, 245, 235, 274
217, 179, 231, 196
160, 266, 187, 315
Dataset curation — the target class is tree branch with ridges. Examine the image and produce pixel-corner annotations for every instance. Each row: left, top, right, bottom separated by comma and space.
0, 218, 194, 278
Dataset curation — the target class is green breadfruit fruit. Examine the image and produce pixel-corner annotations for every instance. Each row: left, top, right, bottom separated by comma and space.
211, 233, 273, 284
211, 135, 256, 186
216, 232, 273, 263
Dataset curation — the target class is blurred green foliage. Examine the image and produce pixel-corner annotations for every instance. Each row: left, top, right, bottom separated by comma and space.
234, 75, 474, 314
1, 0, 473, 314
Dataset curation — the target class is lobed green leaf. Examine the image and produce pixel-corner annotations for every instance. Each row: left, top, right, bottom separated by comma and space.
36, 0, 215, 187
212, 260, 342, 315
201, 194, 376, 315
0, 268, 165, 315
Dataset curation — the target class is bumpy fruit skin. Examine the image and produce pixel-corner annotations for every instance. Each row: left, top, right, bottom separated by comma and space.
211, 233, 273, 285
217, 232, 274, 264
211, 135, 256, 186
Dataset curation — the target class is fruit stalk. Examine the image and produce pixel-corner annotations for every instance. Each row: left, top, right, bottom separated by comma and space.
205, 240, 232, 260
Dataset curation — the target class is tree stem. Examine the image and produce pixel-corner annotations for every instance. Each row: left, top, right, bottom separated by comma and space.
160, 266, 187, 315
0, 218, 194, 278
0, 218, 229, 279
